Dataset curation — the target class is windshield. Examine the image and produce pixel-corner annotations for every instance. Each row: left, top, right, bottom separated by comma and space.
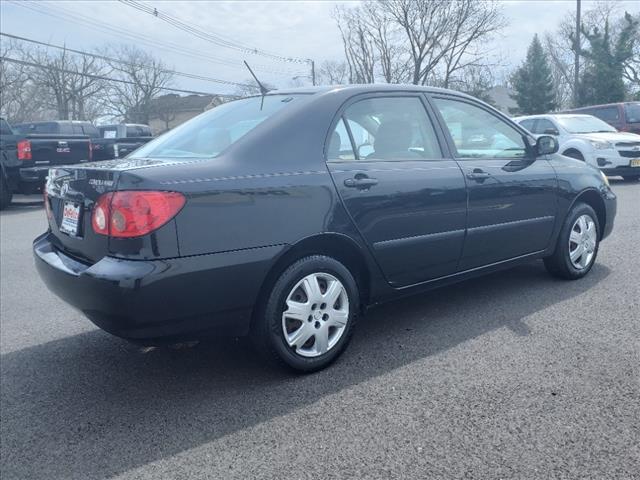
555, 116, 617, 134
624, 103, 640, 123
131, 95, 303, 159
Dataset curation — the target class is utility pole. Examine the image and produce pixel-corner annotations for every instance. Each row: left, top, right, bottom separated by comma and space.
310, 59, 316, 86
574, 0, 581, 107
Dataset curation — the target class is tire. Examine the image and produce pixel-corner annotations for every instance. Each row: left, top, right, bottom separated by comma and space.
562, 149, 584, 161
621, 175, 639, 182
544, 202, 600, 280
0, 168, 12, 211
252, 255, 359, 373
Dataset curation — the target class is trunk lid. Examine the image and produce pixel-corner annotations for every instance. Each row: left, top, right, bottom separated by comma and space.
44, 158, 192, 263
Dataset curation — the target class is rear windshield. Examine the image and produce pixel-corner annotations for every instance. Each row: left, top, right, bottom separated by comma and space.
624, 103, 640, 123
555, 116, 616, 134
13, 122, 59, 134
131, 95, 302, 159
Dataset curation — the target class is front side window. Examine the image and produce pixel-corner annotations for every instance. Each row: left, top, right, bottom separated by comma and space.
518, 119, 535, 132
434, 98, 527, 159
131, 94, 304, 159
330, 96, 441, 161
533, 119, 559, 135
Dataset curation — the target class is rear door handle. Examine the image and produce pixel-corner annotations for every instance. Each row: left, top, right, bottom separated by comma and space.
466, 170, 491, 181
344, 176, 378, 189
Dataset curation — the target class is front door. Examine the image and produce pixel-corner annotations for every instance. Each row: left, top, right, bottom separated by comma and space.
326, 94, 467, 288
431, 95, 558, 271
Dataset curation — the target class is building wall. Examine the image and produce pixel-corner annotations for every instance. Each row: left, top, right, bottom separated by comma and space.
148, 110, 202, 135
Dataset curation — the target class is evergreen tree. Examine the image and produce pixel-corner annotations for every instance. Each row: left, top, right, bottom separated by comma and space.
510, 35, 557, 115
577, 13, 638, 106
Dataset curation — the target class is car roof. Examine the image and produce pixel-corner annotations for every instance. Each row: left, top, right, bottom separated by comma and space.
265, 83, 476, 99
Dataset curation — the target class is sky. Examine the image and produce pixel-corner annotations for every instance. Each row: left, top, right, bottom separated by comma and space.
1, 0, 638, 96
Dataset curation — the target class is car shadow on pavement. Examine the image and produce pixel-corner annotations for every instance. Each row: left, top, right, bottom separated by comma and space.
0, 261, 610, 479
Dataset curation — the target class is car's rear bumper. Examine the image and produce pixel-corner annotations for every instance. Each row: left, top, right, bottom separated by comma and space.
33, 232, 284, 343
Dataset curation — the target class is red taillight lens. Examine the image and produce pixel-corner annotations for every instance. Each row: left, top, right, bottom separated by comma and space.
17, 140, 32, 160
91, 191, 186, 238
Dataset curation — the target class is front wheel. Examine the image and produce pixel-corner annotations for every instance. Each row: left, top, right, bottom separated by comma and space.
544, 202, 600, 280
253, 255, 359, 372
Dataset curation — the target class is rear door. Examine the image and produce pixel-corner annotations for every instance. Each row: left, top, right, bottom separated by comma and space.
430, 94, 558, 271
326, 93, 467, 288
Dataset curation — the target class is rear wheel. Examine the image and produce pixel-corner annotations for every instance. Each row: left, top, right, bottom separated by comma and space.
0, 168, 12, 210
544, 202, 599, 280
253, 255, 358, 372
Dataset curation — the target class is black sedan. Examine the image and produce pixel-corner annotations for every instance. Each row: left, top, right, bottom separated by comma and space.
33, 85, 617, 372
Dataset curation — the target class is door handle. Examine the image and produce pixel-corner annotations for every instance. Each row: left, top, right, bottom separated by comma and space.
466, 170, 491, 181
344, 176, 378, 189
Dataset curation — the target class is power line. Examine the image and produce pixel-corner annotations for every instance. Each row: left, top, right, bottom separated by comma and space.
0, 32, 256, 89
0, 56, 239, 96
119, 0, 310, 65
8, 0, 308, 78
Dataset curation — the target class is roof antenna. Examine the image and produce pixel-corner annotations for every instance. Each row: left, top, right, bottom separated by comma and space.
243, 61, 269, 96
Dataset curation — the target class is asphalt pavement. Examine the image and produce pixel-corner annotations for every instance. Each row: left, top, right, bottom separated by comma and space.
1, 182, 639, 479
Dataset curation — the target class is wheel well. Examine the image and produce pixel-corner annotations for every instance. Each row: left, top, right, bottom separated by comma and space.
562, 148, 584, 160
254, 234, 371, 318
574, 189, 606, 238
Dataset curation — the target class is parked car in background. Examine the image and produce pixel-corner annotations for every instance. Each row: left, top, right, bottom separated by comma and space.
514, 114, 640, 181
561, 102, 640, 134
94, 123, 153, 161
0, 117, 20, 209
3, 120, 92, 200
34, 85, 616, 372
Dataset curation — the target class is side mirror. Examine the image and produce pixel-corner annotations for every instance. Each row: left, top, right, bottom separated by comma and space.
536, 135, 559, 156
543, 128, 560, 136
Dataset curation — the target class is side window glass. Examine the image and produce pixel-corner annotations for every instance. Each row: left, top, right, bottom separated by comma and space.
327, 118, 355, 161
343, 97, 441, 161
434, 98, 527, 159
593, 107, 619, 123
536, 119, 558, 135
519, 119, 535, 132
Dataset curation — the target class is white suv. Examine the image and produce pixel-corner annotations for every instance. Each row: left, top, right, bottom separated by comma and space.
514, 114, 640, 181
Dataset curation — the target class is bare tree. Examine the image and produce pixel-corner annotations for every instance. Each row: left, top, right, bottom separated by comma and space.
102, 45, 174, 123
333, 5, 376, 84
233, 79, 276, 97
316, 60, 349, 85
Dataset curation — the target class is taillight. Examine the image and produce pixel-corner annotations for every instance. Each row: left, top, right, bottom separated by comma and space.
17, 140, 32, 160
91, 191, 186, 238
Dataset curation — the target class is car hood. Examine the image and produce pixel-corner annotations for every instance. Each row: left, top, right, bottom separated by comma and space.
573, 131, 640, 143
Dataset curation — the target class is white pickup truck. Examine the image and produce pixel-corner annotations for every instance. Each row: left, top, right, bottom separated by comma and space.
514, 114, 640, 181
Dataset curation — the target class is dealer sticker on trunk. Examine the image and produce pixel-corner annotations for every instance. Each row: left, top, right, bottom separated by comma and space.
60, 202, 81, 236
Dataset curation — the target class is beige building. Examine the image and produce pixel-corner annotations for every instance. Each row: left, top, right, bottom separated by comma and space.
147, 94, 231, 135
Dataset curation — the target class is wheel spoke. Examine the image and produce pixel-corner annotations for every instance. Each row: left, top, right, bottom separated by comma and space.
569, 229, 581, 244
284, 300, 309, 322
570, 244, 584, 262
323, 279, 343, 307
302, 276, 322, 302
578, 251, 590, 269
287, 324, 313, 348
577, 216, 587, 234
327, 308, 348, 327
314, 327, 329, 354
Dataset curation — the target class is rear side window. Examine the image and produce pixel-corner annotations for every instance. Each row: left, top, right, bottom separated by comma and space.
329, 96, 441, 161
131, 95, 302, 159
592, 106, 620, 123
327, 119, 355, 161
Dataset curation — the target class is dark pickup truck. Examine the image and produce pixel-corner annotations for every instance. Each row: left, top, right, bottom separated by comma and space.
1, 118, 92, 209
94, 123, 154, 161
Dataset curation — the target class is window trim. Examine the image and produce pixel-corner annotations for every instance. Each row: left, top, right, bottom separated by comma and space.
325, 92, 447, 163
426, 93, 535, 162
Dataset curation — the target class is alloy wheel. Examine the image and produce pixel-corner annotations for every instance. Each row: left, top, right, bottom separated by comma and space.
281, 272, 349, 358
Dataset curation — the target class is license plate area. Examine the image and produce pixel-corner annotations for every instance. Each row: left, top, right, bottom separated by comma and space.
60, 201, 82, 237
630, 158, 640, 167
